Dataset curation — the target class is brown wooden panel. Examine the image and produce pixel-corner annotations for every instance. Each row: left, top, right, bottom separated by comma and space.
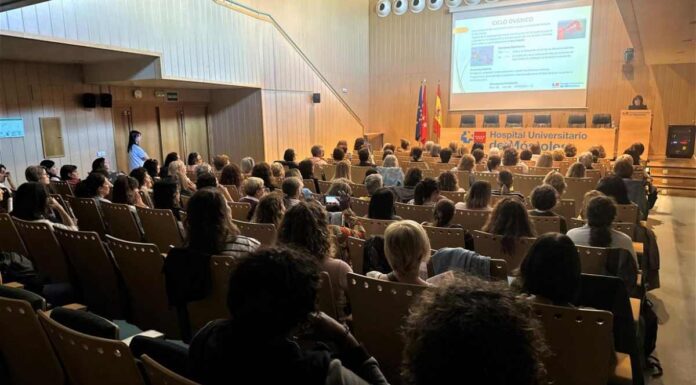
131, 104, 162, 163
158, 105, 183, 159
183, 105, 209, 164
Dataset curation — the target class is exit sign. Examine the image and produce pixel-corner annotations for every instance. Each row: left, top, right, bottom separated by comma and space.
166, 92, 179, 102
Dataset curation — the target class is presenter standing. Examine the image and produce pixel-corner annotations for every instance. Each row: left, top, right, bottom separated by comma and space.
628, 95, 648, 110
128, 130, 149, 171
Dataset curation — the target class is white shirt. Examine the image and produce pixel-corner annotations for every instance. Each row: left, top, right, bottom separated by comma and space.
566, 225, 637, 265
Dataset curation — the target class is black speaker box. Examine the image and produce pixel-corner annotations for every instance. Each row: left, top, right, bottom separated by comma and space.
82, 93, 97, 108
100, 93, 113, 108
312, 93, 321, 104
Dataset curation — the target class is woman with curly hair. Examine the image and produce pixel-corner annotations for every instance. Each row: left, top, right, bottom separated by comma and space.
482, 198, 535, 256
219, 163, 244, 190
252, 192, 285, 228
251, 162, 275, 192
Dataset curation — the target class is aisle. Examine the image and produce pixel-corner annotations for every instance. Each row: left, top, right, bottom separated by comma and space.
647, 196, 696, 385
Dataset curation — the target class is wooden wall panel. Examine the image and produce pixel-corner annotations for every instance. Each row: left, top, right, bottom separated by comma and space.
208, 88, 265, 164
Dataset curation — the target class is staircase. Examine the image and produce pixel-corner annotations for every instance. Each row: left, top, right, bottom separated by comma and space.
648, 158, 696, 197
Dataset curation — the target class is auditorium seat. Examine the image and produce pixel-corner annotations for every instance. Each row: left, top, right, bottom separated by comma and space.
471, 230, 535, 271
141, 354, 200, 385
349, 197, 370, 217
318, 163, 337, 181
350, 166, 373, 183
223, 185, 240, 201
568, 219, 636, 241
529, 216, 562, 235
592, 113, 613, 128
231, 219, 276, 245
185, 256, 237, 340
423, 225, 466, 249
346, 236, 365, 274
394, 202, 434, 223
533, 114, 551, 127
439, 190, 466, 202
65, 196, 108, 239
459, 114, 476, 128
355, 217, 394, 236
564, 177, 595, 215
568, 114, 587, 128
101, 202, 144, 242
137, 206, 185, 252
13, 218, 72, 284
555, 199, 577, 222
505, 114, 523, 128
0, 213, 29, 256
472, 171, 498, 186
500, 165, 524, 174
303, 179, 318, 193
317, 271, 339, 320
514, 174, 545, 197
483, 114, 500, 128
527, 166, 559, 176
50, 180, 74, 197
451, 209, 490, 232
615, 204, 640, 223
318, 180, 332, 194
553, 160, 571, 175
228, 202, 252, 221
349, 183, 369, 198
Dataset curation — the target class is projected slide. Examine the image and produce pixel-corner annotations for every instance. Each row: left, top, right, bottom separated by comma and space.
450, 3, 593, 110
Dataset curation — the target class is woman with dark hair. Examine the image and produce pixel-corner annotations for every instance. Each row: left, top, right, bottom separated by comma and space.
486, 156, 501, 173
40, 160, 61, 182
502, 147, 528, 172
75, 172, 112, 202
60, 165, 80, 186
251, 162, 275, 192
277, 201, 353, 320
392, 167, 423, 203
520, 233, 581, 305
188, 247, 388, 385
368, 188, 401, 220
111, 175, 147, 208
456, 180, 492, 211
437, 171, 463, 192
184, 188, 259, 256
152, 180, 182, 221
219, 163, 244, 190
398, 138, 410, 153
630, 95, 647, 110
567, 195, 637, 264
298, 159, 319, 193
252, 192, 286, 228
129, 167, 153, 191
282, 148, 299, 169
187, 152, 202, 172
25, 165, 50, 185
492, 170, 524, 201
596, 175, 631, 205
128, 130, 149, 171
353, 137, 366, 152
411, 178, 441, 206
332, 147, 345, 163
159, 152, 179, 179
12, 182, 77, 230
336, 140, 350, 156
482, 198, 535, 255
143, 159, 160, 181
410, 147, 424, 162
425, 199, 458, 228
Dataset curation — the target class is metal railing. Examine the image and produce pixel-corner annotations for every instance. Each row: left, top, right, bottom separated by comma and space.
214, 0, 364, 130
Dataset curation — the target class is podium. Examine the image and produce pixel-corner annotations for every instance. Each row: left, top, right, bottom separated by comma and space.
618, 110, 652, 159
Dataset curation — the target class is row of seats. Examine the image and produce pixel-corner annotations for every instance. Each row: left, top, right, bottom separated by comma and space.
459, 113, 612, 128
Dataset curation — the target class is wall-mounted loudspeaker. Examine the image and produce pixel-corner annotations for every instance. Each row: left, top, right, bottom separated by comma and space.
100, 93, 113, 108
312, 93, 321, 104
82, 93, 97, 109
427, 0, 444, 10
410, 0, 425, 13
376, 0, 391, 17
393, 0, 408, 15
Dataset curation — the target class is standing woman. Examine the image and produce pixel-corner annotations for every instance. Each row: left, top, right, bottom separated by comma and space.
128, 130, 149, 171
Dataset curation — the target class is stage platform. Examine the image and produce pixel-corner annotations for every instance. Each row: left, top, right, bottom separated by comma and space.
648, 157, 696, 197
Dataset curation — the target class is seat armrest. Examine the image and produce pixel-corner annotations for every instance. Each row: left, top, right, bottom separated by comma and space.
122, 330, 165, 346
62, 303, 88, 311
3, 281, 24, 289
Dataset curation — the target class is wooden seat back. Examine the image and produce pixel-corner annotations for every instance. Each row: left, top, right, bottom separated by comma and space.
451, 171, 471, 190
575, 245, 623, 275
228, 202, 251, 221
530, 216, 562, 235
186, 256, 238, 337
303, 179, 317, 193
223, 185, 240, 201
54, 228, 124, 319
106, 236, 179, 338
0, 213, 28, 256
347, 237, 366, 274
141, 355, 200, 385
38, 310, 147, 385
318, 163, 337, 181
136, 206, 184, 252
500, 165, 524, 174
231, 219, 276, 245
394, 202, 433, 223
355, 217, 395, 236
50, 180, 74, 197
472, 172, 498, 186
65, 196, 107, 238
564, 178, 595, 216
139, 190, 154, 208
318, 180, 332, 194
350, 166, 373, 183
451, 209, 490, 232
553, 160, 571, 175
615, 204, 639, 224
439, 190, 466, 202
349, 197, 370, 217
317, 271, 339, 320
568, 219, 636, 240
349, 183, 369, 197
12, 218, 71, 283
555, 199, 576, 222
423, 225, 466, 249
100, 202, 143, 242
528, 166, 559, 176
471, 230, 535, 272
514, 174, 545, 197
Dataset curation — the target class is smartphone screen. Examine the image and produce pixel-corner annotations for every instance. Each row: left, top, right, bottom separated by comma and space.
325, 196, 339, 205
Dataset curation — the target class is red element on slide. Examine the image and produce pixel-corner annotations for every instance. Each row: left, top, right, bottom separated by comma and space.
557, 20, 582, 39
474, 131, 486, 143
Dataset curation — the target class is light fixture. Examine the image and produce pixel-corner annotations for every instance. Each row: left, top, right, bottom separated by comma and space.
410, 0, 426, 13
427, 0, 444, 10
393, 0, 408, 15
376, 0, 391, 17
446, 0, 463, 8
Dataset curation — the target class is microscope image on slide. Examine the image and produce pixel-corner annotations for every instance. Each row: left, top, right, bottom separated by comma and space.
471, 46, 494, 66
557, 19, 587, 40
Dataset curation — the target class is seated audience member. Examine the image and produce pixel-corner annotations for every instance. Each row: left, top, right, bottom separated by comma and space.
75, 172, 112, 203
580, 190, 604, 219
452, 154, 476, 187
368, 188, 401, 220
252, 162, 275, 192
377, 155, 404, 187
425, 199, 460, 229
520, 149, 533, 162
402, 275, 546, 385
364, 174, 384, 198
187, 152, 203, 172
239, 177, 266, 220
0, 186, 6, 213
367, 220, 431, 285
543, 171, 567, 196
143, 159, 160, 182
566, 162, 586, 178
195, 163, 214, 178
437, 171, 464, 192
332, 147, 346, 163
529, 143, 542, 161
153, 180, 183, 221
196, 172, 233, 202
596, 145, 607, 159
567, 195, 637, 265
270, 162, 285, 188
596, 176, 631, 206
424, 141, 434, 154
613, 158, 648, 219
277, 201, 353, 320
535, 152, 553, 168
357, 148, 374, 167
455, 180, 492, 211
482, 198, 536, 255
430, 144, 441, 158
410, 147, 424, 162
631, 142, 645, 158
111, 175, 147, 208
623, 150, 640, 166
281, 177, 302, 209
168, 160, 196, 197
398, 138, 410, 153
337, 140, 350, 157
326, 178, 352, 198
471, 149, 485, 165
486, 156, 501, 173
519, 233, 581, 306
212, 154, 230, 172
130, 167, 153, 195
551, 149, 565, 162
282, 148, 299, 169
488, 148, 501, 160
188, 247, 387, 385
391, 167, 422, 203
502, 148, 528, 172
363, 168, 379, 182
240, 157, 255, 177
60, 165, 80, 186
298, 159, 320, 193
353, 137, 367, 152
382, 149, 394, 160
492, 170, 524, 201
159, 152, 179, 179
382, 143, 396, 153
40, 160, 61, 182
25, 165, 50, 185
12, 182, 77, 230
564, 143, 577, 158
578, 152, 594, 170
334, 160, 351, 181
310, 145, 328, 166
528, 185, 568, 233
439, 148, 453, 164
448, 141, 459, 154
219, 163, 244, 190
252, 192, 285, 228
0, 164, 16, 191
184, 188, 259, 257
410, 178, 441, 206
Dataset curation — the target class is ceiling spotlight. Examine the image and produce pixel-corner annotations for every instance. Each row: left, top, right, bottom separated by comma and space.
446, 0, 463, 8
410, 0, 426, 13
376, 0, 391, 17
427, 0, 444, 11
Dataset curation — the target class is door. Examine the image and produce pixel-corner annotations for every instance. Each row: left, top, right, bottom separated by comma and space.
182, 105, 209, 163
158, 105, 183, 159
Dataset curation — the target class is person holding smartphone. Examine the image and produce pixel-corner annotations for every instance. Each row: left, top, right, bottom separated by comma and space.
0, 164, 16, 191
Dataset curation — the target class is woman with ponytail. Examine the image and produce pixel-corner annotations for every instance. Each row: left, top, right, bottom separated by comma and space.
567, 195, 637, 264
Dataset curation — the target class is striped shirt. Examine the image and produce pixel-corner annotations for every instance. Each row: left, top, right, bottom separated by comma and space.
220, 235, 260, 257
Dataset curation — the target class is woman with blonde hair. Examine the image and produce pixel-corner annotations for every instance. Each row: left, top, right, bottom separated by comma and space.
536, 152, 554, 168
367, 220, 431, 286
377, 154, 405, 187
333, 160, 352, 181
544, 171, 567, 196
168, 160, 196, 196
578, 152, 594, 169
270, 162, 285, 189
566, 162, 586, 178
252, 192, 286, 228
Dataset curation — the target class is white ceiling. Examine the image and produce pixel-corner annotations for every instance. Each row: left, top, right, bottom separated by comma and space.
631, 0, 696, 65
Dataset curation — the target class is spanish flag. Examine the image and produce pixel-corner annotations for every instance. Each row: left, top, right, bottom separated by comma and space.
433, 83, 442, 139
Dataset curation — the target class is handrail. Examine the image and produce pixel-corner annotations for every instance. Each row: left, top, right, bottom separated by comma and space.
214, 0, 364, 130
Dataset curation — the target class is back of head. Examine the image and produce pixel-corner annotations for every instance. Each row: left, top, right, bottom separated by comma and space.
566, 163, 586, 178
410, 147, 423, 161
60, 165, 78, 181
596, 175, 630, 205
486, 156, 501, 172
536, 153, 553, 168
334, 161, 351, 181
188, 152, 201, 166
12, 182, 48, 220
283, 148, 296, 162
498, 170, 513, 189
472, 142, 484, 152
298, 159, 314, 179
111, 175, 138, 205
326, 178, 352, 197
521, 233, 581, 305
186, 188, 234, 254
368, 187, 395, 220
430, 144, 441, 158
358, 148, 370, 163
529, 143, 541, 155
543, 171, 566, 195
92, 157, 107, 172
364, 173, 384, 196
458, 154, 475, 171
564, 144, 577, 158
400, 138, 410, 150
502, 148, 518, 166
520, 150, 532, 161
404, 168, 423, 188
240, 157, 255, 174
243, 177, 264, 197
622, 150, 640, 166
383, 154, 398, 168
403, 275, 545, 385
162, 153, 179, 170
337, 140, 349, 153
40, 160, 55, 172
631, 142, 645, 156
578, 152, 593, 168
613, 157, 634, 178
332, 147, 345, 162
465, 181, 492, 209
220, 164, 243, 187
168, 160, 185, 177
414, 178, 439, 205
586, 195, 616, 247
433, 199, 455, 227
76, 172, 107, 198
271, 162, 285, 179
251, 162, 273, 189
530, 184, 557, 211
143, 159, 159, 179
25, 165, 45, 182
277, 201, 331, 260
472, 149, 485, 164
213, 155, 230, 171
281, 177, 301, 198
483, 198, 535, 253
152, 180, 179, 210
354, 137, 366, 151
439, 149, 452, 163
384, 220, 430, 276
552, 149, 565, 162
424, 141, 434, 153
195, 172, 218, 190
252, 192, 285, 227
437, 171, 458, 192
310, 145, 323, 158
